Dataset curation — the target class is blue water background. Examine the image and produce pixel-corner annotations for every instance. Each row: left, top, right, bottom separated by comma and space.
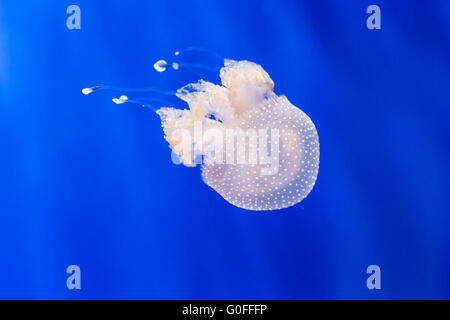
0, 0, 449, 299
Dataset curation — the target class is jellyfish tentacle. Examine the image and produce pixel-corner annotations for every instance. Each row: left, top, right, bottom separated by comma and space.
153, 58, 221, 79
132, 97, 176, 107
112, 95, 159, 112
126, 98, 158, 112
81, 85, 176, 96
153, 59, 220, 73
176, 63, 220, 72
153, 59, 181, 72
174, 46, 223, 61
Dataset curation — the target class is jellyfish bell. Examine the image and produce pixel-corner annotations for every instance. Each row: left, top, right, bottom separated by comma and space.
157, 59, 319, 210
82, 56, 319, 211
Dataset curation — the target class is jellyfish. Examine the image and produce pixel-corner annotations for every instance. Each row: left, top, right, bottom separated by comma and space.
82, 51, 319, 211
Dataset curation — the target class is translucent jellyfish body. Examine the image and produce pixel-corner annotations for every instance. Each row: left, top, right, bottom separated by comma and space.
157, 60, 319, 210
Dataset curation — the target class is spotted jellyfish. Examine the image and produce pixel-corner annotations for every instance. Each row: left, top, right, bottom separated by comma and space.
82, 52, 319, 211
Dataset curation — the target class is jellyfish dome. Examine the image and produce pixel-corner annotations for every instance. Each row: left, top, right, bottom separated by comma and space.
157, 59, 320, 211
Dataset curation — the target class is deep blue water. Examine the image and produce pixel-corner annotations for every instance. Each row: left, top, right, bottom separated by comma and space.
0, 0, 449, 299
